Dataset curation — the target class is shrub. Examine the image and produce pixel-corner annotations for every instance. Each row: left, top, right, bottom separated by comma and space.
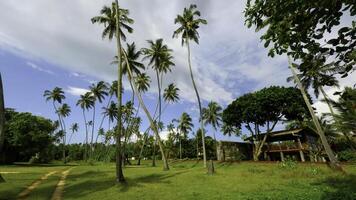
338, 150, 356, 162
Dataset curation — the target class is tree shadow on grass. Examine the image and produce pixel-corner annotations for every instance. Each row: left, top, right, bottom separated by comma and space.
313, 174, 356, 200
62, 169, 189, 199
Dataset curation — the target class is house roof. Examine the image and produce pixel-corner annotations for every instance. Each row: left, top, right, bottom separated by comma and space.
244, 128, 318, 142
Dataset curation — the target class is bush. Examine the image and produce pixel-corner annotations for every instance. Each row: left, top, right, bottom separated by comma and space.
278, 156, 297, 169
338, 150, 356, 162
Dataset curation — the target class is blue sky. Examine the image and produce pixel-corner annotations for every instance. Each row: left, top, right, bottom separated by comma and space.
0, 0, 355, 144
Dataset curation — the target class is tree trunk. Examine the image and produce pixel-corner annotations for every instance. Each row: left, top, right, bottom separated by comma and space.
0, 73, 5, 182
82, 109, 88, 161
187, 40, 206, 168
179, 137, 182, 159
114, 0, 125, 183
123, 50, 169, 171
90, 104, 96, 159
320, 87, 356, 150
213, 131, 218, 160
289, 59, 340, 169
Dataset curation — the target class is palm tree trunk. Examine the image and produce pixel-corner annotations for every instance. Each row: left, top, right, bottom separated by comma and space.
114, 0, 125, 183
94, 94, 113, 145
196, 135, 199, 160
289, 59, 340, 169
213, 131, 218, 160
90, 104, 96, 159
187, 40, 206, 167
82, 109, 88, 161
0, 73, 5, 182
179, 137, 182, 159
320, 87, 356, 150
60, 117, 67, 164
123, 50, 169, 171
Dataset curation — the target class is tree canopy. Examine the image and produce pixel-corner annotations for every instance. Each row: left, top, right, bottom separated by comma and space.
244, 0, 356, 77
223, 86, 311, 133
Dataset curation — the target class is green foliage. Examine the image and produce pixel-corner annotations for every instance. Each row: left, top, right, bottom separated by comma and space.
3, 109, 56, 163
223, 86, 310, 132
278, 156, 297, 169
338, 150, 356, 162
244, 0, 356, 77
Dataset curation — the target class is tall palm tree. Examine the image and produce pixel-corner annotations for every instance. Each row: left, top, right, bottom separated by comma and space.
92, 1, 134, 183
173, 4, 208, 167
122, 47, 170, 170
0, 73, 5, 182
44, 87, 66, 133
289, 59, 340, 169
76, 92, 95, 161
89, 81, 108, 158
103, 101, 118, 132
68, 123, 79, 144
202, 101, 222, 159
112, 42, 145, 101
142, 38, 174, 166
57, 103, 71, 164
177, 112, 193, 159
287, 62, 353, 147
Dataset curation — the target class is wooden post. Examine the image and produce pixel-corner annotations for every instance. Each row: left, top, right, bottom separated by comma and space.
207, 160, 215, 175
278, 142, 284, 162
297, 138, 305, 162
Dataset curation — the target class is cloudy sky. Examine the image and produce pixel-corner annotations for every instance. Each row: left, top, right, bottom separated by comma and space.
0, 0, 355, 143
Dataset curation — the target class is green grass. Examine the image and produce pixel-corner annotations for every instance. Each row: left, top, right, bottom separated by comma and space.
1, 161, 355, 200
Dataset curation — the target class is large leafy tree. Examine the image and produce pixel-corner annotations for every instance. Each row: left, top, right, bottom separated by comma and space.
76, 92, 95, 161
244, 0, 356, 77
91, 0, 134, 183
173, 4, 208, 167
222, 86, 310, 160
3, 109, 56, 163
202, 101, 222, 158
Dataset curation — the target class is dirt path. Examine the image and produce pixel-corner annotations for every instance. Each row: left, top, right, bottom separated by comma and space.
50, 167, 74, 200
17, 171, 58, 200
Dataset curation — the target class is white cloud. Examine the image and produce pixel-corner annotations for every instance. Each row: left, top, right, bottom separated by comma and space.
0, 0, 354, 107
26, 61, 54, 75
66, 86, 90, 96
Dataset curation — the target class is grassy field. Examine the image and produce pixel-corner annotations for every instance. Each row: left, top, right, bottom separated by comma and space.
0, 161, 355, 200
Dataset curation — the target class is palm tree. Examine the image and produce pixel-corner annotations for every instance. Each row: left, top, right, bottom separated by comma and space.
122, 46, 170, 170
202, 101, 222, 159
57, 103, 71, 164
177, 112, 193, 159
103, 101, 118, 132
76, 92, 95, 161
135, 73, 151, 93
112, 42, 145, 101
142, 38, 174, 166
92, 1, 134, 183
44, 87, 66, 134
173, 4, 208, 167
287, 62, 353, 147
327, 87, 356, 149
163, 83, 180, 103
289, 59, 340, 169
89, 81, 108, 157
68, 123, 79, 144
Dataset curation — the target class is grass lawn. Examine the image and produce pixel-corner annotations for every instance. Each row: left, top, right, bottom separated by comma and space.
0, 161, 355, 200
